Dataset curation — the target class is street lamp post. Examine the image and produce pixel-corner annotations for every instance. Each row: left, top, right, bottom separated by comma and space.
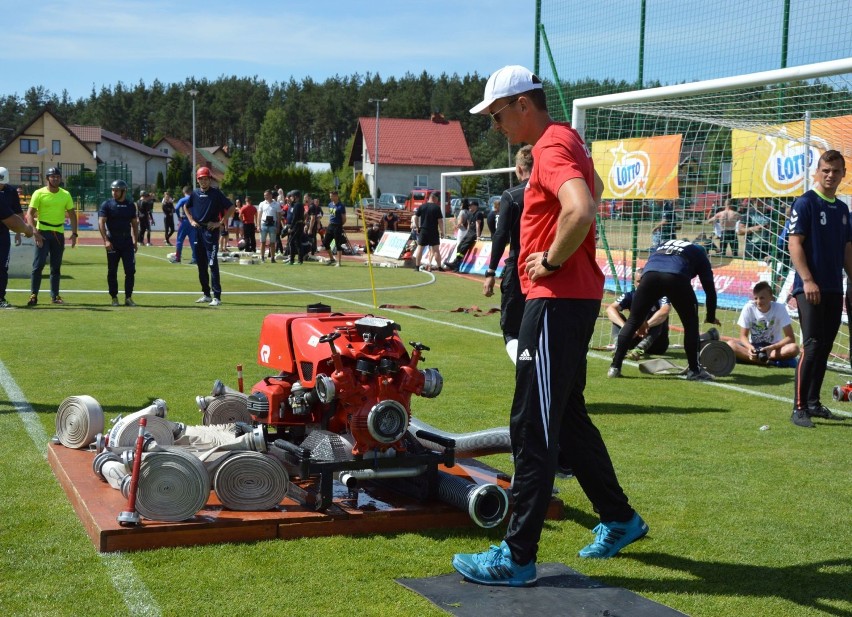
189, 89, 198, 185
367, 98, 387, 202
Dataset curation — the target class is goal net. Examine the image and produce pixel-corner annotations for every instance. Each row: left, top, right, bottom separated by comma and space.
573, 59, 852, 371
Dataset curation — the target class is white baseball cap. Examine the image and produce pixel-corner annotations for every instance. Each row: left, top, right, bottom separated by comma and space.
470, 65, 543, 115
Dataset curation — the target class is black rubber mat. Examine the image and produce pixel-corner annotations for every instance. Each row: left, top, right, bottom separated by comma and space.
398, 563, 688, 617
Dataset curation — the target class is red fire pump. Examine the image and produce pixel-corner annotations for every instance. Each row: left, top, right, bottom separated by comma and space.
248, 311, 456, 512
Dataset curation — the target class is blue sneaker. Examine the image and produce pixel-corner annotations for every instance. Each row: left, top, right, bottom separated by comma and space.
452, 541, 536, 587
578, 512, 648, 558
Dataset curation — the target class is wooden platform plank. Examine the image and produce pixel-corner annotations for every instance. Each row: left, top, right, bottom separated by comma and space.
48, 443, 563, 553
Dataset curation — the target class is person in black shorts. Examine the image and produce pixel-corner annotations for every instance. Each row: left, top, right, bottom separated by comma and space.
322, 190, 347, 267
411, 192, 445, 271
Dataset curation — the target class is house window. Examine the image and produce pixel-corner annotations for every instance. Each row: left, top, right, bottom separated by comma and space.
414, 175, 428, 188
52, 140, 61, 155
20, 167, 39, 183
20, 139, 39, 154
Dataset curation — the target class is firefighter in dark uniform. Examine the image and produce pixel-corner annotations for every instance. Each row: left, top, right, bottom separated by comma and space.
98, 180, 139, 306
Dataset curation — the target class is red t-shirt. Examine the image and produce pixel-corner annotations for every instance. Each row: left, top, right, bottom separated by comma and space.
239, 204, 257, 225
519, 122, 603, 300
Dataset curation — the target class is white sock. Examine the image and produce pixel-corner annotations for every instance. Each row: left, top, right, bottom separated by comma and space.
506, 339, 519, 365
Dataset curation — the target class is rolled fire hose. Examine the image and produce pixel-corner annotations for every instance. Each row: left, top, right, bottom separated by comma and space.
133, 449, 210, 521
108, 400, 175, 447
92, 449, 210, 521
198, 393, 253, 426
212, 451, 289, 511
408, 416, 511, 458
55, 395, 105, 449
436, 470, 509, 529
175, 424, 263, 451
698, 340, 736, 377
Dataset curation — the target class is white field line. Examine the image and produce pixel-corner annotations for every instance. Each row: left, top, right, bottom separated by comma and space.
0, 358, 162, 617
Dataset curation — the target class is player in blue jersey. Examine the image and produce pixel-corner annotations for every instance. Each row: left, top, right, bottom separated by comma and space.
171, 186, 197, 264
787, 150, 852, 427
98, 180, 139, 306
609, 239, 720, 380
184, 167, 233, 306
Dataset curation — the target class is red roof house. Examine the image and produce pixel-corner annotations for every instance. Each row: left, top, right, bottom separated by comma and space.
348, 114, 473, 198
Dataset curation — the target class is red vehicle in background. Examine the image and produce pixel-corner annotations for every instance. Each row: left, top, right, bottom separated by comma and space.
405, 189, 451, 216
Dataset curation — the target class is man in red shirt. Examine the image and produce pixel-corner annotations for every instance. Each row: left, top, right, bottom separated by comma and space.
452, 66, 646, 587
240, 196, 257, 254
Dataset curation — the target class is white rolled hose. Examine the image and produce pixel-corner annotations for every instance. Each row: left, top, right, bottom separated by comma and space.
212, 452, 289, 511
108, 400, 175, 447
55, 395, 105, 449
133, 449, 211, 521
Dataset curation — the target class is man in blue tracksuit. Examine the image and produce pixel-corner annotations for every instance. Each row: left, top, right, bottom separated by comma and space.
184, 167, 233, 306
171, 185, 197, 264
609, 239, 720, 380
98, 180, 139, 306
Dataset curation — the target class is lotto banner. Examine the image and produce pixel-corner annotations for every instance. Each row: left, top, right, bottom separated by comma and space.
731, 115, 852, 198
593, 135, 681, 200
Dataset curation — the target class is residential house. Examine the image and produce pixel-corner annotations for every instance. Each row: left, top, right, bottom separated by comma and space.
153, 136, 227, 183
68, 125, 168, 191
348, 114, 474, 198
0, 109, 95, 189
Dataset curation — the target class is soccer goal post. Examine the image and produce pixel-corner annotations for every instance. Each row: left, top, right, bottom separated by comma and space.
571, 58, 852, 370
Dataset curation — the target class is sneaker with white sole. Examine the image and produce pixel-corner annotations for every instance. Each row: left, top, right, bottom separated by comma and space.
607, 366, 622, 378
209, 298, 221, 307
452, 541, 536, 587
0, 299, 13, 309
578, 512, 648, 559
195, 295, 212, 304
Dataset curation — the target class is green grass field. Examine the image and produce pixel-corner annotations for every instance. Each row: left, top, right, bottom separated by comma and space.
0, 244, 849, 617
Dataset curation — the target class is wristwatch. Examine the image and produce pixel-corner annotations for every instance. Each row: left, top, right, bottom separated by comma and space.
540, 251, 561, 272
71, 233, 79, 237
485, 269, 496, 277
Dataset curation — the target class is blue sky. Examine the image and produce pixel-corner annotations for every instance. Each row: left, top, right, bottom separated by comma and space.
4, 1, 849, 104
1, 0, 536, 100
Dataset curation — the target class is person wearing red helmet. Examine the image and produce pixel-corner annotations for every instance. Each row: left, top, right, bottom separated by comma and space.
184, 167, 233, 306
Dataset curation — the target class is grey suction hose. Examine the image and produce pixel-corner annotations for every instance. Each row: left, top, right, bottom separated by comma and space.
436, 470, 509, 528
408, 416, 512, 458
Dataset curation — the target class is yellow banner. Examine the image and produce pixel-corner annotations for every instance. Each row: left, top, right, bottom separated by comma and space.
731, 115, 852, 198
593, 135, 681, 200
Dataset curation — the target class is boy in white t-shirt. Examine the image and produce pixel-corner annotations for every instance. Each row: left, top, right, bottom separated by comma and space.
728, 281, 799, 366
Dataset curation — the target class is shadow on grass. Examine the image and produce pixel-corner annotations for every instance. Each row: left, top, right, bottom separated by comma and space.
722, 372, 796, 387
587, 401, 728, 416
0, 400, 160, 416
607, 553, 852, 617
558, 504, 851, 615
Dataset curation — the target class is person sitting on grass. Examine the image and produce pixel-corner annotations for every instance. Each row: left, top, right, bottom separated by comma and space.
606, 274, 670, 361
728, 281, 799, 367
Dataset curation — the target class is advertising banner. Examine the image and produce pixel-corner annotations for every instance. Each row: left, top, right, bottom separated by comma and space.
593, 135, 681, 200
731, 115, 852, 198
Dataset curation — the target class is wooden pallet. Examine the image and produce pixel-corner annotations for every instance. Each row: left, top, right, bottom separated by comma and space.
48, 444, 563, 553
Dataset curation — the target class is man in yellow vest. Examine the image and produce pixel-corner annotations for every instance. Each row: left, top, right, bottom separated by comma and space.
26, 167, 77, 305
